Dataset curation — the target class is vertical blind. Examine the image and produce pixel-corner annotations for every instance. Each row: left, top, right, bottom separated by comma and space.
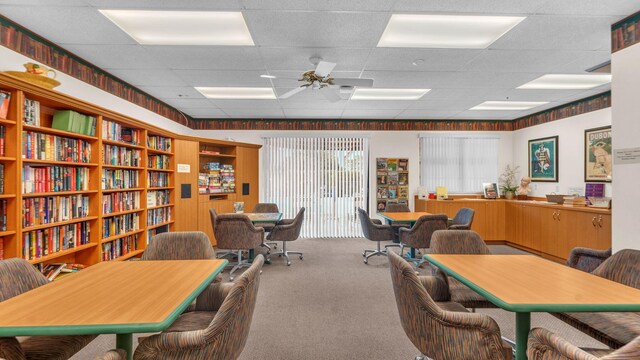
420, 135, 499, 193
263, 137, 369, 238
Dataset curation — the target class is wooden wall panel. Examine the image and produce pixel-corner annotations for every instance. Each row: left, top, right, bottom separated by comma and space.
235, 146, 260, 212
174, 139, 199, 232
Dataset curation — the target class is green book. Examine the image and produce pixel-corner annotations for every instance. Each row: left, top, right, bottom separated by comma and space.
51, 110, 74, 132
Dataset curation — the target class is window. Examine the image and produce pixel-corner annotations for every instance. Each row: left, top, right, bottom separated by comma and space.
263, 136, 368, 238
420, 135, 499, 193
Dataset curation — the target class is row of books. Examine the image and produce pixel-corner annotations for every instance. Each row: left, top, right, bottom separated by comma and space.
102, 169, 139, 190
102, 120, 141, 145
102, 191, 140, 213
22, 195, 89, 228
22, 221, 91, 260
103, 145, 141, 167
51, 110, 97, 137
147, 135, 171, 152
148, 154, 170, 170
0, 90, 10, 120
0, 163, 4, 194
148, 171, 169, 188
0, 199, 6, 231
22, 165, 90, 194
147, 207, 171, 226
376, 185, 409, 199
563, 196, 587, 207
102, 234, 139, 261
0, 239, 4, 260
102, 213, 140, 238
376, 171, 408, 186
23, 98, 40, 126
0, 125, 5, 156
40, 263, 86, 281
146, 190, 170, 207
22, 131, 92, 163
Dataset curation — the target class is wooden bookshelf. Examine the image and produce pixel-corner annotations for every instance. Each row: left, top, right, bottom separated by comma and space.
145, 132, 175, 248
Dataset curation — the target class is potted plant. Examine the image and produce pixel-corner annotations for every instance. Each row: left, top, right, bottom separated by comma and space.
499, 165, 519, 200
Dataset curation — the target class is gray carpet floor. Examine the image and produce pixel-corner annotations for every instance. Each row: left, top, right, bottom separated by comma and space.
71, 238, 606, 359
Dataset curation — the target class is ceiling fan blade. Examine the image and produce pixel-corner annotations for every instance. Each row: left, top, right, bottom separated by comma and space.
279, 86, 307, 99
319, 87, 342, 103
331, 78, 374, 87
314, 61, 337, 78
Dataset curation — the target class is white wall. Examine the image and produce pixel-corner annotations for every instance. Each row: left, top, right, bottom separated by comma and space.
612, 42, 640, 251
511, 108, 612, 198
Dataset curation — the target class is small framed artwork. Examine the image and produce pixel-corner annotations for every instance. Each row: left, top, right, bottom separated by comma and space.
482, 182, 499, 199
584, 126, 612, 182
528, 136, 559, 182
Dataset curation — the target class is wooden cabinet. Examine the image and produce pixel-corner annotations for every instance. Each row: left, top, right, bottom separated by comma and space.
425, 200, 505, 241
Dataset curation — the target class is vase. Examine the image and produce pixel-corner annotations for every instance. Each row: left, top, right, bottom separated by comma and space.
505, 191, 514, 200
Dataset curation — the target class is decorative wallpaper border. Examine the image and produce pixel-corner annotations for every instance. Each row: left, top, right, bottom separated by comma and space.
0, 15, 196, 128
612, 10, 640, 53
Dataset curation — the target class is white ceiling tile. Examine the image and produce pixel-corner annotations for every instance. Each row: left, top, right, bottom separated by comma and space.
212, 100, 281, 109
244, 10, 389, 48
345, 100, 415, 110
407, 98, 487, 111
240, 0, 307, 10
361, 71, 542, 89
397, 109, 462, 119
537, 0, 640, 16
342, 109, 405, 118
308, 0, 394, 11
481, 88, 579, 102
146, 46, 265, 70
88, 0, 242, 9
284, 109, 344, 118
185, 108, 230, 118
0, 5, 136, 44
138, 86, 206, 99
260, 47, 371, 72
161, 98, 216, 108
173, 70, 268, 86
62, 44, 165, 70
392, 0, 548, 14
279, 99, 348, 109
224, 108, 285, 118
0, 0, 85, 5
366, 48, 481, 72
463, 49, 602, 73
456, 109, 528, 119
107, 69, 188, 86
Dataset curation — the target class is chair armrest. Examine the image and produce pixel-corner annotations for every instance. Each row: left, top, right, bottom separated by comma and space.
448, 224, 467, 230
603, 334, 640, 359
94, 349, 127, 360
137, 330, 207, 355
371, 219, 382, 225
278, 218, 295, 225
567, 247, 612, 273
527, 328, 598, 360
194, 282, 234, 312
0, 337, 26, 360
418, 275, 451, 302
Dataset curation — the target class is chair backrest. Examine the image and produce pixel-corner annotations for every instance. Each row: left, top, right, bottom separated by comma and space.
203, 255, 264, 359
0, 258, 49, 302
592, 249, 640, 289
387, 251, 505, 360
357, 207, 375, 240
402, 214, 448, 249
142, 231, 215, 260
214, 214, 264, 250
209, 208, 218, 230
269, 208, 305, 241
386, 203, 410, 212
253, 203, 279, 213
451, 208, 475, 229
429, 230, 491, 255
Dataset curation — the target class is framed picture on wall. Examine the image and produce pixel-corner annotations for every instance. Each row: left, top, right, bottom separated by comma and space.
584, 126, 612, 182
528, 136, 558, 182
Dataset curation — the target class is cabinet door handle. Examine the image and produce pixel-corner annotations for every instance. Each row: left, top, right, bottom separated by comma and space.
552, 211, 557, 220
557, 211, 560, 221
592, 217, 597, 227
598, 215, 603, 228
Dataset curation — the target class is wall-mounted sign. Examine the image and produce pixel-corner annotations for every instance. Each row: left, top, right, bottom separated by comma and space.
614, 147, 640, 165
177, 164, 191, 173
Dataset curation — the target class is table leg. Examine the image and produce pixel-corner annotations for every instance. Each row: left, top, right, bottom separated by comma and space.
515, 312, 531, 360
409, 247, 416, 259
116, 333, 133, 360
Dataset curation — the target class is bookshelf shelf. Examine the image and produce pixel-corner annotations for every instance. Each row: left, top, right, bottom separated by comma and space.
101, 139, 145, 150
102, 208, 144, 218
101, 164, 144, 170
199, 152, 236, 158
22, 124, 98, 141
0, 119, 17, 125
147, 203, 174, 210
22, 190, 98, 198
148, 186, 173, 191
28, 243, 98, 265
147, 220, 174, 230
0, 156, 16, 161
147, 168, 173, 173
147, 148, 173, 155
22, 159, 98, 167
0, 230, 16, 237
102, 187, 144, 193
113, 249, 144, 261
101, 229, 144, 243
22, 216, 98, 232
0, 194, 16, 199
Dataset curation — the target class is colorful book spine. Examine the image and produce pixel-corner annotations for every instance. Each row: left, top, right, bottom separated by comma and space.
22, 131, 92, 163
0, 199, 6, 231
147, 207, 171, 226
146, 190, 170, 207
102, 191, 141, 213
22, 165, 90, 194
22, 98, 40, 126
147, 154, 170, 169
101, 169, 139, 190
102, 234, 138, 261
0, 90, 10, 120
0, 125, 5, 156
0, 238, 4, 260
147, 135, 171, 152
102, 213, 140, 238
22, 195, 89, 228
21, 221, 91, 260
147, 171, 169, 188
102, 145, 141, 167
102, 120, 141, 145
0, 163, 4, 194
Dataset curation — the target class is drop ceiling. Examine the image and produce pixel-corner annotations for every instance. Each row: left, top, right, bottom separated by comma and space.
0, 0, 636, 121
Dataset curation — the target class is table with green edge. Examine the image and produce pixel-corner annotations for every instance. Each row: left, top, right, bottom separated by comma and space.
423, 254, 640, 360
0, 259, 227, 360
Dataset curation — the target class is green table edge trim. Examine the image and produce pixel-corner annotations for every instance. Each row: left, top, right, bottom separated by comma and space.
423, 254, 640, 313
0, 259, 228, 336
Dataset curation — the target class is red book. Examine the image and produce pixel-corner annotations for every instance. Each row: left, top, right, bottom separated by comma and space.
0, 91, 10, 119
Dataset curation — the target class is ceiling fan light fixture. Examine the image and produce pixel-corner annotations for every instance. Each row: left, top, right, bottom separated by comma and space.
351, 88, 430, 100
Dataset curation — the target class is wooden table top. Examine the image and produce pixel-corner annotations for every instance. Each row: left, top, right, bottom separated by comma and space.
0, 259, 227, 336
378, 212, 431, 222
425, 254, 640, 312
243, 212, 282, 222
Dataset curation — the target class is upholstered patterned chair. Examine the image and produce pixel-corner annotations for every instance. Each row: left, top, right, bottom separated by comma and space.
142, 231, 215, 260
214, 214, 265, 280
567, 247, 612, 273
0, 258, 97, 360
527, 327, 640, 359
398, 214, 448, 262
252, 203, 280, 250
134, 255, 264, 360
94, 349, 127, 360
267, 207, 305, 266
552, 249, 640, 349
426, 230, 496, 309
385, 202, 412, 241
357, 208, 398, 264
448, 208, 475, 230
387, 251, 513, 360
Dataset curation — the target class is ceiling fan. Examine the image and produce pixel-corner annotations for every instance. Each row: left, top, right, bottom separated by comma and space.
278, 57, 374, 102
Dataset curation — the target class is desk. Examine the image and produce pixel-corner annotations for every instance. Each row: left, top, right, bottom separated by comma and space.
424, 254, 640, 360
378, 212, 431, 258
0, 259, 227, 360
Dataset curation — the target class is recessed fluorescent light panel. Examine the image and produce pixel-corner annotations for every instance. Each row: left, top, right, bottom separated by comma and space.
351, 88, 430, 100
517, 74, 612, 90
99, 10, 254, 45
195, 87, 276, 100
470, 101, 549, 111
378, 14, 525, 48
